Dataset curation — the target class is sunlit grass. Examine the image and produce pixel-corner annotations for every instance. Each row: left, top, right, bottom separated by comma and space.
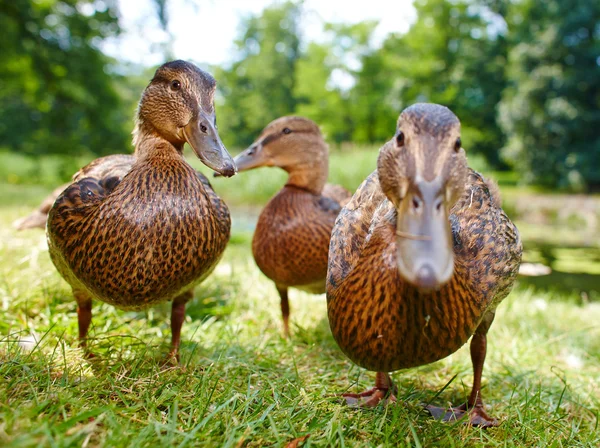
1, 186, 599, 447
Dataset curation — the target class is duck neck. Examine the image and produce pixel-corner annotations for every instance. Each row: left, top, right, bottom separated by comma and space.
133, 119, 184, 160
284, 143, 329, 194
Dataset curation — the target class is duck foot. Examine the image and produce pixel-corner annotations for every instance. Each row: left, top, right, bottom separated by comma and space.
426, 403, 499, 428
342, 372, 397, 407
343, 387, 397, 407
161, 350, 180, 367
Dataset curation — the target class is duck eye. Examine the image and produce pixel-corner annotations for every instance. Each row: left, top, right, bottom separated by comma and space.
454, 137, 461, 152
396, 131, 405, 147
283, 128, 292, 135
170, 80, 181, 91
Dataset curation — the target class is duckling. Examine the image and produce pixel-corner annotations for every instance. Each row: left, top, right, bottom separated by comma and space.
47, 60, 236, 361
327, 104, 522, 427
231, 116, 351, 336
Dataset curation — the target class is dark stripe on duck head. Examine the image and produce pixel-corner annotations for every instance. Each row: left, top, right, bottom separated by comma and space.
261, 129, 313, 147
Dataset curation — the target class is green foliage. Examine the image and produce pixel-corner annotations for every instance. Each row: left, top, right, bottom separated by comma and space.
294, 42, 349, 142
0, 0, 130, 157
1, 0, 598, 190
388, 0, 509, 166
499, 0, 600, 190
214, 0, 511, 168
212, 0, 598, 189
214, 1, 302, 148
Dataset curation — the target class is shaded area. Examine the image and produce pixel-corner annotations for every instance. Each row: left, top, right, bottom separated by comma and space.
520, 240, 600, 302
518, 271, 600, 303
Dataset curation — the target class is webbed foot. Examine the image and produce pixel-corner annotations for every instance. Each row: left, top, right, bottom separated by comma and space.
83, 350, 97, 360
161, 349, 180, 367
426, 403, 499, 428
343, 387, 397, 407
342, 372, 397, 407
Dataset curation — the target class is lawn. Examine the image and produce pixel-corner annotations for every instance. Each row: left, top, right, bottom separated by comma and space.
1, 151, 599, 447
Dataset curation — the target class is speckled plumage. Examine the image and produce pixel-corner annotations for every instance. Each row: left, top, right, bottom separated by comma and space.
46, 60, 235, 360
252, 185, 342, 294
48, 153, 230, 310
326, 103, 522, 426
232, 116, 351, 335
13, 155, 134, 230
327, 169, 521, 370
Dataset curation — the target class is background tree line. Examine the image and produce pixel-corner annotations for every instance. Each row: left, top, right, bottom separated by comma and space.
1, 0, 599, 190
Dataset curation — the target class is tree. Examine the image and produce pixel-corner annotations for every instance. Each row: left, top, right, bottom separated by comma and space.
214, 1, 302, 149
293, 41, 350, 143
499, 0, 600, 190
0, 0, 131, 157
375, 0, 509, 165
328, 21, 398, 144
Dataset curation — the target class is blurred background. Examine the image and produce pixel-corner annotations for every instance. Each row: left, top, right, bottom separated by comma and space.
1, 0, 599, 300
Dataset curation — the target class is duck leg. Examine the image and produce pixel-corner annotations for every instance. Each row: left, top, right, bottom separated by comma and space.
276, 285, 290, 338
74, 290, 94, 358
426, 311, 499, 427
166, 290, 193, 363
343, 372, 397, 407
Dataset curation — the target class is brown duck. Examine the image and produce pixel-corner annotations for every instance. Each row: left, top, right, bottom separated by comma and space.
231, 116, 350, 336
47, 60, 236, 360
14, 156, 133, 230
327, 103, 522, 427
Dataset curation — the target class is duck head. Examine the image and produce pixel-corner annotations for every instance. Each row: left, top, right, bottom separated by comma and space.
135, 60, 236, 177
228, 116, 328, 192
378, 103, 468, 290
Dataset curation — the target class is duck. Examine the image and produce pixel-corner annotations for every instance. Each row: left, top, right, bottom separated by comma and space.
229, 116, 351, 336
326, 103, 522, 427
47, 60, 236, 361
14, 155, 134, 230
14, 183, 69, 230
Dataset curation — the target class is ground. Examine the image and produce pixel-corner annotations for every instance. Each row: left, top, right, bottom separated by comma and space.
0, 160, 599, 447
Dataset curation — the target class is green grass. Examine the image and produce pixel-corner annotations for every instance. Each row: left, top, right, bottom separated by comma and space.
1, 181, 600, 446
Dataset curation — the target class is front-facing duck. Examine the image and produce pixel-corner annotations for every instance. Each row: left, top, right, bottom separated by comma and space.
327, 103, 522, 427
47, 60, 236, 361
231, 116, 351, 336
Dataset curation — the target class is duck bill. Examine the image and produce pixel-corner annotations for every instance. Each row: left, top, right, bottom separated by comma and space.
235, 142, 269, 172
396, 181, 454, 291
214, 142, 267, 177
183, 112, 236, 177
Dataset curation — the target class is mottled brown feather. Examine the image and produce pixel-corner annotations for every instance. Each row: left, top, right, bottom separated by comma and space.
14, 155, 135, 230
45, 61, 232, 359
242, 116, 351, 293
48, 151, 230, 310
327, 169, 522, 371
252, 185, 344, 293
